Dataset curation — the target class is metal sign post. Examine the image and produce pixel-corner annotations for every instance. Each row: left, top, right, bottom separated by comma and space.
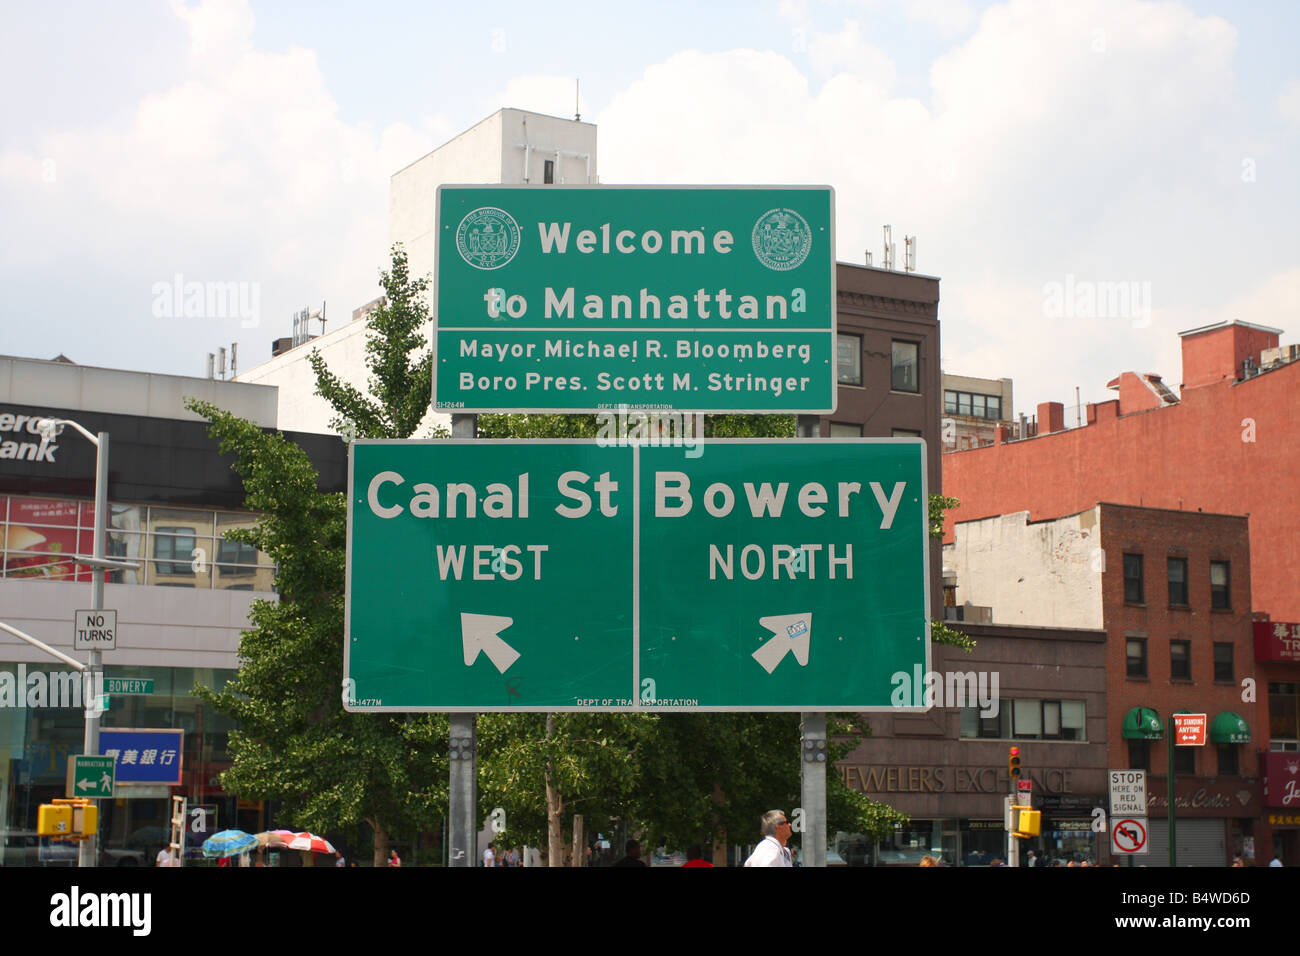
447, 413, 478, 868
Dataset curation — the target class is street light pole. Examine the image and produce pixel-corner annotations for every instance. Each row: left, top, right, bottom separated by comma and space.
78, 431, 108, 868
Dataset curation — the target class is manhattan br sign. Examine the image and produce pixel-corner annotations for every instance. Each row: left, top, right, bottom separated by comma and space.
433, 186, 835, 414
344, 439, 929, 712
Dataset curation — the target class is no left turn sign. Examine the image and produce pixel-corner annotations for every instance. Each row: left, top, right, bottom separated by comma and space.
1111, 817, 1148, 855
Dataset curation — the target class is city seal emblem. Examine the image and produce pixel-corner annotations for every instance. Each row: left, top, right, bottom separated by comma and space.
751, 208, 812, 272
456, 207, 521, 270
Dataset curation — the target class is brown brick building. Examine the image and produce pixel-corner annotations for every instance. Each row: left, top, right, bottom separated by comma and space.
946, 502, 1262, 865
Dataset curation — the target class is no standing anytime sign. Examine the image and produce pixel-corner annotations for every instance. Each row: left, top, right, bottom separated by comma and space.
433, 185, 835, 414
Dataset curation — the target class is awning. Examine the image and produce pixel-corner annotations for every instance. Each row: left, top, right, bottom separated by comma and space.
1210, 711, 1251, 744
1122, 706, 1164, 740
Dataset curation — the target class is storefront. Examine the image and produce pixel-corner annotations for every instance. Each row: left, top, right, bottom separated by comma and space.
834, 622, 1109, 866
0, 363, 344, 865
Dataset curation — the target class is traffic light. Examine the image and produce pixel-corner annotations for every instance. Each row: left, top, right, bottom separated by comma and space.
1012, 807, 1041, 838
1008, 746, 1021, 781
37, 799, 97, 840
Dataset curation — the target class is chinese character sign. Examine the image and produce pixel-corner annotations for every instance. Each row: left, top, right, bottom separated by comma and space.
99, 729, 183, 784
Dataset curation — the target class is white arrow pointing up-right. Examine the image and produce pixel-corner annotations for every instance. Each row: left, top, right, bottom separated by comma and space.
752, 613, 812, 674
461, 613, 520, 674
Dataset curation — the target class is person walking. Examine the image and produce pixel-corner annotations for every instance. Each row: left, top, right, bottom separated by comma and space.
743, 810, 793, 867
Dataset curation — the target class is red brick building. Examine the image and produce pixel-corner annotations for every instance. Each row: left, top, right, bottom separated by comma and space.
942, 320, 1299, 622
946, 503, 1261, 865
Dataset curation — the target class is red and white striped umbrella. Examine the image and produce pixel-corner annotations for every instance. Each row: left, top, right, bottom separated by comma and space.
280, 831, 336, 854
256, 829, 336, 854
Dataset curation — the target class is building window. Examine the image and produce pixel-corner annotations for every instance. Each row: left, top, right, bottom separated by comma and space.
1170, 641, 1191, 680
1126, 638, 1148, 678
1174, 746, 1196, 775
1128, 739, 1150, 771
837, 334, 862, 386
1210, 561, 1231, 609
1217, 745, 1239, 776
963, 699, 1086, 740
829, 422, 862, 437
1213, 643, 1234, 682
891, 341, 919, 393
153, 528, 196, 576
1124, 554, 1144, 604
1167, 557, 1189, 606
959, 705, 1010, 739
543, 159, 555, 184
1269, 682, 1299, 743
892, 428, 922, 438
943, 390, 1002, 420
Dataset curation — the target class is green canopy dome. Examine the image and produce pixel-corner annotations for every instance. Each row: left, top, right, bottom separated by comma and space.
1122, 706, 1164, 740
1210, 711, 1251, 744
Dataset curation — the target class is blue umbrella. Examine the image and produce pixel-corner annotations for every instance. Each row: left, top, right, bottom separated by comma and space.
202, 829, 260, 859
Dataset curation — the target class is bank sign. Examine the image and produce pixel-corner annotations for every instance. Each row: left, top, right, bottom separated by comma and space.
433, 186, 835, 414
344, 439, 929, 712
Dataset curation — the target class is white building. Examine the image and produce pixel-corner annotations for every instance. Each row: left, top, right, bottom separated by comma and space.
236, 108, 598, 436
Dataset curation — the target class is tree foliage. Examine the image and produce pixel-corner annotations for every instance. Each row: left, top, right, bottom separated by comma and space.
187, 244, 451, 864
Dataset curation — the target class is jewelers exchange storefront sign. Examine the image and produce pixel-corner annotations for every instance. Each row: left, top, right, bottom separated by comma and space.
434, 186, 835, 414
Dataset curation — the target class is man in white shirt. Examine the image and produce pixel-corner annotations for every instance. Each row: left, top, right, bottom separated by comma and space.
743, 810, 793, 867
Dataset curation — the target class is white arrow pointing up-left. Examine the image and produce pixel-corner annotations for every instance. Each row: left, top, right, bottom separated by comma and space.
461, 613, 520, 674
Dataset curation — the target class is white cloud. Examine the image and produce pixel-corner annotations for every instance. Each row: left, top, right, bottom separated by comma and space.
597, 0, 1260, 411
0, 0, 444, 366
1279, 77, 1300, 127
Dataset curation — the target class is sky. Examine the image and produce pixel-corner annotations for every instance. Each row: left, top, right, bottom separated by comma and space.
2, 0, 1297, 418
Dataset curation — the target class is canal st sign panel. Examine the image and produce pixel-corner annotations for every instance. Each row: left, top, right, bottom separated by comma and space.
344, 439, 928, 712
433, 186, 835, 414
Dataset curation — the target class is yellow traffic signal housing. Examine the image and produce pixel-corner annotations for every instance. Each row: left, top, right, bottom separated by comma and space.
1012, 807, 1041, 838
1008, 746, 1022, 780
74, 802, 98, 838
38, 799, 98, 841
38, 804, 73, 837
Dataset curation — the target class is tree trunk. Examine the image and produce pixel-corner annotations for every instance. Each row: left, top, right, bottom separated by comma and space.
544, 712, 567, 867
572, 814, 585, 867
712, 783, 728, 866
372, 822, 390, 868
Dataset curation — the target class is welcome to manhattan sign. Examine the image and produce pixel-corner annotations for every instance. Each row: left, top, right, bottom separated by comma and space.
344, 439, 929, 712
433, 186, 836, 414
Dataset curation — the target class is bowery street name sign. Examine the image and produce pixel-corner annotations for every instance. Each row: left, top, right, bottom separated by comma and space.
433, 186, 835, 414
344, 439, 928, 712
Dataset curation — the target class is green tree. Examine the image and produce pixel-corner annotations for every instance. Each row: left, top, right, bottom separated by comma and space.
928, 493, 974, 651
187, 245, 451, 865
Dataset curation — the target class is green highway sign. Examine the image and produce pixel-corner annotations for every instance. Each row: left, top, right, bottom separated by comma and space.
68, 755, 115, 799
434, 186, 836, 414
345, 439, 929, 712
103, 678, 154, 695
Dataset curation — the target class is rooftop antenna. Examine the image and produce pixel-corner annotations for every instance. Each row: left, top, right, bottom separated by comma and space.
882, 225, 894, 271
311, 301, 326, 336
904, 235, 917, 273
229, 342, 238, 378
865, 249, 873, 267
206, 353, 215, 380
574, 79, 581, 122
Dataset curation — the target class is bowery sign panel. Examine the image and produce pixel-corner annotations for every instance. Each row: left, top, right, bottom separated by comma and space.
344, 439, 928, 712
433, 186, 835, 414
